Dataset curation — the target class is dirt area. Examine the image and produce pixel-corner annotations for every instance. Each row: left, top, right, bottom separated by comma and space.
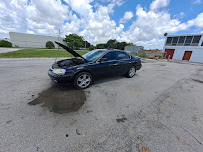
28, 84, 86, 114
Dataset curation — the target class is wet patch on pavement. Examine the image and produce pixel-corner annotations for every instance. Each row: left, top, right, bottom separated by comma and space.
28, 85, 86, 114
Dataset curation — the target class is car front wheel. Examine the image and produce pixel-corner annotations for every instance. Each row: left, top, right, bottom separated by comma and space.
74, 72, 92, 89
127, 66, 136, 78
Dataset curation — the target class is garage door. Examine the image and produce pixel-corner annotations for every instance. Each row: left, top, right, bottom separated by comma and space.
182, 51, 192, 61
165, 49, 175, 59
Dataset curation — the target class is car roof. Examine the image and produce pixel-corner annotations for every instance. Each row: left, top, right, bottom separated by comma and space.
94, 49, 124, 52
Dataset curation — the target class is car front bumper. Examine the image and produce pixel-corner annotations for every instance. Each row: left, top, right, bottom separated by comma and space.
48, 70, 74, 83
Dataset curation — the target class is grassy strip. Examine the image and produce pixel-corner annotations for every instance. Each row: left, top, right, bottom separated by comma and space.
0, 48, 145, 58
0, 49, 88, 58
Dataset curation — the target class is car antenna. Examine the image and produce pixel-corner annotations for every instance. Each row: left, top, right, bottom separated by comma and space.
55, 29, 60, 63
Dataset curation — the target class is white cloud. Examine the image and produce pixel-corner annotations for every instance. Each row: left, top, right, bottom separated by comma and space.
26, 0, 69, 35
26, 30, 34, 34
0, 0, 27, 36
193, 0, 201, 4
187, 13, 203, 28
79, 4, 119, 44
119, 11, 134, 23
173, 12, 184, 19
64, 0, 93, 19
119, 4, 189, 43
136, 39, 165, 50
150, 0, 170, 10
102, 0, 124, 6
0, 0, 203, 49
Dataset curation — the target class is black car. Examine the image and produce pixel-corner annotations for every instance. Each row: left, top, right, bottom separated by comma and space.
48, 42, 142, 89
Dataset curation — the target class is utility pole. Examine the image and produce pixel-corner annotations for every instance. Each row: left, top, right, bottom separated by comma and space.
55, 29, 60, 62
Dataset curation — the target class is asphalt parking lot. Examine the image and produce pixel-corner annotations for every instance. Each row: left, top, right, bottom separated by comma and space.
0, 58, 203, 152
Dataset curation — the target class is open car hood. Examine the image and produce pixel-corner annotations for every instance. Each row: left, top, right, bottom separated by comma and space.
55, 41, 88, 62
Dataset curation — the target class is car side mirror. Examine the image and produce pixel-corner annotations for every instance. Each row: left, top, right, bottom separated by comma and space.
99, 58, 108, 63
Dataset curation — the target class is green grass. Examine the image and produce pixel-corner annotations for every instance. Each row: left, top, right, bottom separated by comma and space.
0, 49, 88, 58
131, 53, 138, 57
0, 48, 146, 58
130, 51, 148, 58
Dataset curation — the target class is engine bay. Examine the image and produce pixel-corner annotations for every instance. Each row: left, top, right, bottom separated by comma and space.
53, 58, 86, 68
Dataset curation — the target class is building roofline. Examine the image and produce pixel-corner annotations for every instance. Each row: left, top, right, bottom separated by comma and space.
125, 45, 143, 47
166, 33, 203, 37
9, 32, 65, 39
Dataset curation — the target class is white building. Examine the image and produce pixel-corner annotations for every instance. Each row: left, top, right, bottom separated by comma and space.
9, 32, 65, 48
124, 45, 144, 53
163, 33, 203, 63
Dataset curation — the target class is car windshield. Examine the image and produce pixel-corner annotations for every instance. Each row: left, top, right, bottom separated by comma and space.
82, 50, 104, 62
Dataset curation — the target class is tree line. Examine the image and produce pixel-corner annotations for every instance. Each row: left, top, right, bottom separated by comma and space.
63, 34, 134, 50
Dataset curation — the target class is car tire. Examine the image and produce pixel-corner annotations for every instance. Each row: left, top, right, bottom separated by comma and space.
127, 66, 136, 78
74, 72, 92, 89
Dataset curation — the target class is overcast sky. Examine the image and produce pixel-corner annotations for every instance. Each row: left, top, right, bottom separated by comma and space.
0, 0, 203, 49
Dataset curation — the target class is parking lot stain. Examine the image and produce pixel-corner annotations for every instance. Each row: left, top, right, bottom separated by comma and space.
28, 85, 86, 114
6, 120, 12, 124
116, 115, 127, 123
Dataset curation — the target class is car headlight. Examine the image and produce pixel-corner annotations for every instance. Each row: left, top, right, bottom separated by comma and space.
52, 69, 66, 75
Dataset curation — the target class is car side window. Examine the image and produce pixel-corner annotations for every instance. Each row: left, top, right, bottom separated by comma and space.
102, 52, 117, 61
117, 52, 130, 60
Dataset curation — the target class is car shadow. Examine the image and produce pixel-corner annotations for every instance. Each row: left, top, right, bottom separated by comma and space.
92, 74, 138, 85
57, 74, 138, 87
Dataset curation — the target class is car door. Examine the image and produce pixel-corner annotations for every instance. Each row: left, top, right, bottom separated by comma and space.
90, 51, 118, 78
116, 51, 131, 75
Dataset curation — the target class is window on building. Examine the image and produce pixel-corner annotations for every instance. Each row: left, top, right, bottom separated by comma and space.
184, 36, 193, 46
177, 36, 186, 45
102, 52, 117, 61
172, 37, 179, 45
166, 37, 172, 45
191, 35, 201, 46
117, 52, 130, 60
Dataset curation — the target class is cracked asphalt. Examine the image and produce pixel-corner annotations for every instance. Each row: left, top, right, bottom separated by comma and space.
0, 58, 203, 152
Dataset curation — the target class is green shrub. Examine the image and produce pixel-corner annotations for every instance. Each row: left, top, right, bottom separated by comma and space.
46, 41, 55, 49
137, 50, 148, 58
89, 45, 95, 51
0, 40, 12, 47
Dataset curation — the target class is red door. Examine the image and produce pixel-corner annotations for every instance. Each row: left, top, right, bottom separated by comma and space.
165, 49, 175, 59
182, 51, 192, 61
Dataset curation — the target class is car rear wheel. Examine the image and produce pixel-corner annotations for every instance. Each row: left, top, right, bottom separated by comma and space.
74, 72, 92, 89
127, 66, 136, 78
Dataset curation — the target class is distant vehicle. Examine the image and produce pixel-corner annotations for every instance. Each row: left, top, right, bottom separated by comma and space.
48, 42, 142, 89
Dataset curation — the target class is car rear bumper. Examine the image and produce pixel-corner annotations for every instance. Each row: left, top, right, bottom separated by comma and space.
48, 70, 74, 83
136, 63, 142, 70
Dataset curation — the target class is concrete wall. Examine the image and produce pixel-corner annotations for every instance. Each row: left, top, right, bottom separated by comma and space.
164, 46, 203, 63
9, 32, 65, 48
124, 46, 144, 53
163, 33, 203, 63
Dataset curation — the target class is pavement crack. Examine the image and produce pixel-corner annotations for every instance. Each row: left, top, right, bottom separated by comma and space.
179, 125, 203, 145
191, 78, 203, 84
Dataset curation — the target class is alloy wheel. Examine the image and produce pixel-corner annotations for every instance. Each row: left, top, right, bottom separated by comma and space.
129, 67, 136, 77
77, 74, 91, 88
